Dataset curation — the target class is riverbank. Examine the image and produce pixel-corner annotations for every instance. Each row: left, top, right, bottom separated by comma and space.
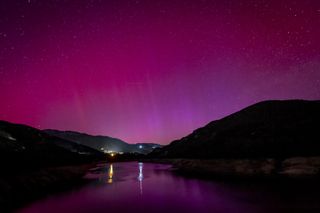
143, 157, 320, 179
0, 163, 95, 212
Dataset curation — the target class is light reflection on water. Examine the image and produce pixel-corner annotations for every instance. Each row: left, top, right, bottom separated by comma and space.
107, 164, 113, 184
138, 162, 143, 194
18, 162, 320, 213
105, 162, 144, 193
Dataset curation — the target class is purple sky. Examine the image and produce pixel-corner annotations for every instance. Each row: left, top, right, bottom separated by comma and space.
0, 0, 319, 144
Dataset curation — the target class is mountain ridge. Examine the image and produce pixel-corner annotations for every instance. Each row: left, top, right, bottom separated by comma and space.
0, 120, 104, 171
151, 99, 320, 159
44, 129, 162, 154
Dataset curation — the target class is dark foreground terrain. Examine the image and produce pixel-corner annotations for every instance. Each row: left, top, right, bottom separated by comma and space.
0, 121, 105, 212
0, 164, 94, 212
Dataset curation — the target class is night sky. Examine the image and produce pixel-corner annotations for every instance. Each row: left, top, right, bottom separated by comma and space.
0, 0, 319, 144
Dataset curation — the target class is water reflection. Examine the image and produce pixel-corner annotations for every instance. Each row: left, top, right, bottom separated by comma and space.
107, 164, 113, 184
19, 162, 320, 213
138, 162, 143, 194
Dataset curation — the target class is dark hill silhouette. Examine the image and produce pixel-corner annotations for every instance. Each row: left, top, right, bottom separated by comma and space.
151, 100, 320, 159
0, 121, 105, 212
0, 120, 104, 171
44, 130, 162, 154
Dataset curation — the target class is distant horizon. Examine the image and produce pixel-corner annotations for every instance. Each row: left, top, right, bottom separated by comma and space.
2, 98, 319, 145
1, 1, 319, 145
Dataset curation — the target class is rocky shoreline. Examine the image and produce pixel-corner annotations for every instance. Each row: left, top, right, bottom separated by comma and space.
175, 157, 320, 179
144, 157, 320, 179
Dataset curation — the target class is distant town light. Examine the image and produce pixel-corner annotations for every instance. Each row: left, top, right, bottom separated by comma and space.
139, 145, 143, 149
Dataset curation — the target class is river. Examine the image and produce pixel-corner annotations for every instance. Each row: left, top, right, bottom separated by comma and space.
18, 162, 320, 213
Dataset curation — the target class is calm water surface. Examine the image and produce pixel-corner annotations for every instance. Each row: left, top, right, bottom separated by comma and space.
18, 162, 320, 213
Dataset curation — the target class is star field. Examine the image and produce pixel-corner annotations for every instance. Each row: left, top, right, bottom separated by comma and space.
0, 0, 319, 144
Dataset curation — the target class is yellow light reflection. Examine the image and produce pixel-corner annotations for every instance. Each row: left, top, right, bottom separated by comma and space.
108, 164, 113, 184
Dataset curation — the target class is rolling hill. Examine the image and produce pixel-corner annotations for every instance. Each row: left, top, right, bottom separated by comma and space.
44, 130, 162, 154
151, 100, 320, 159
0, 120, 104, 170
